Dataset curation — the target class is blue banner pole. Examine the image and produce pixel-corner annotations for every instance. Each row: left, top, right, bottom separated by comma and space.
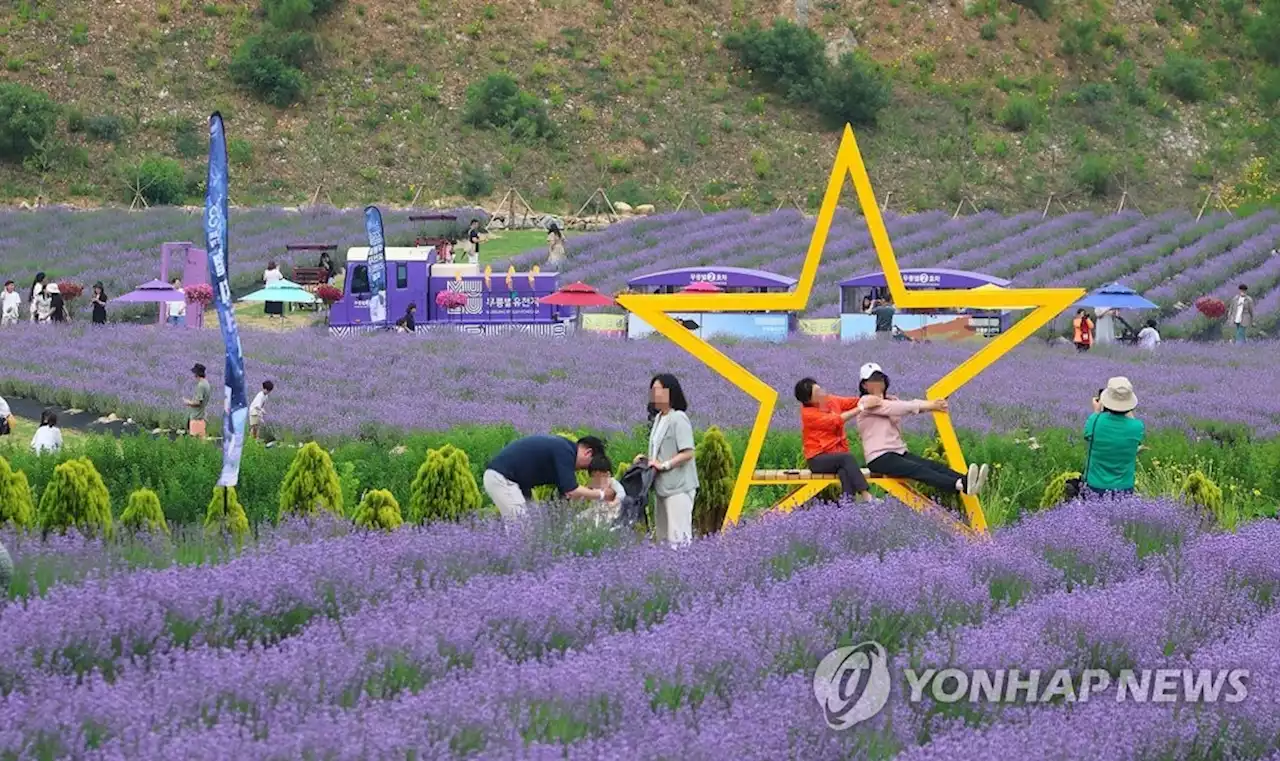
364, 205, 388, 330
204, 112, 248, 488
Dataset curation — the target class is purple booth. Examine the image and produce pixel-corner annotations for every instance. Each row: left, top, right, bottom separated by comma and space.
327, 246, 566, 337
625, 266, 797, 342
159, 242, 210, 328
839, 268, 1012, 342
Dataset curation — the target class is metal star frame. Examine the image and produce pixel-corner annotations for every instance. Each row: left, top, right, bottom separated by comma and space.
616, 125, 1085, 534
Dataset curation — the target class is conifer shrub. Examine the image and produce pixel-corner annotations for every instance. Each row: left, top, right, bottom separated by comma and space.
278, 442, 344, 519
408, 444, 482, 523
353, 489, 403, 531
120, 488, 169, 535
0, 456, 35, 528
693, 426, 734, 535
36, 458, 113, 538
204, 485, 249, 539
1180, 470, 1224, 521
1040, 470, 1084, 508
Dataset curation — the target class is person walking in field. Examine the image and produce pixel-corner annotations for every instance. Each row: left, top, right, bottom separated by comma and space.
183, 363, 211, 439
1137, 319, 1161, 351
466, 219, 482, 264
1229, 284, 1254, 344
1, 280, 20, 326
249, 380, 273, 440
482, 434, 614, 520
546, 222, 567, 269
794, 377, 872, 502
28, 273, 45, 323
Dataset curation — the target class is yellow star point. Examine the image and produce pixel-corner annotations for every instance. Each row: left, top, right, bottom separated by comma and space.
617, 125, 1085, 535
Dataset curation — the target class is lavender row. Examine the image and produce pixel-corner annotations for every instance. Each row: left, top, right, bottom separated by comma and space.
16, 499, 1200, 759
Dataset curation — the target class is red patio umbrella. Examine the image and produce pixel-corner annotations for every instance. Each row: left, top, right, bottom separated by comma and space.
540, 281, 616, 307
680, 281, 723, 293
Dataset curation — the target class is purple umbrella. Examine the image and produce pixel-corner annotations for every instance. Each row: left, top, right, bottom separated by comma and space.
111, 279, 185, 303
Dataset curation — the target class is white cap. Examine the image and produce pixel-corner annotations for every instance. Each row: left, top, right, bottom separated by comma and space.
859, 362, 883, 380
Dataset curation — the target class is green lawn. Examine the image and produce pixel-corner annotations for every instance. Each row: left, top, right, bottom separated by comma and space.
1, 416, 84, 452
478, 229, 581, 264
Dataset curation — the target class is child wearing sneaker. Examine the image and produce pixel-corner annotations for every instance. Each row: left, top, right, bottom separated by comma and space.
853, 363, 989, 499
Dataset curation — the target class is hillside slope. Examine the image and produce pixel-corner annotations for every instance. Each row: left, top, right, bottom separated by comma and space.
0, 0, 1276, 213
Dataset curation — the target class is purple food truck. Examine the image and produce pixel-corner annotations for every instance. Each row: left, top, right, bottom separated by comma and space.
327, 246, 566, 337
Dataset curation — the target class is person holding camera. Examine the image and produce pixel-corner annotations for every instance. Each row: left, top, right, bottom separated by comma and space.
1080, 377, 1144, 498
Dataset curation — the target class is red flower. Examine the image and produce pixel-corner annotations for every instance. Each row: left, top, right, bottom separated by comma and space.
1194, 296, 1226, 319
316, 284, 343, 304
56, 282, 85, 300
184, 284, 215, 305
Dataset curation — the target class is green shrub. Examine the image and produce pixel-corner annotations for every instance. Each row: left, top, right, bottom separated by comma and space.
723, 19, 827, 101
262, 0, 339, 28
1179, 469, 1224, 520
204, 485, 249, 538
692, 426, 734, 535
1040, 470, 1083, 508
228, 32, 316, 106
1248, 0, 1280, 64
1076, 82, 1114, 103
37, 458, 113, 538
121, 155, 186, 206
85, 114, 126, 142
0, 456, 35, 528
228, 137, 254, 166
353, 488, 403, 530
459, 161, 493, 199
462, 73, 555, 141
814, 52, 893, 127
120, 488, 169, 535
408, 444, 482, 523
278, 442, 344, 519
999, 94, 1039, 131
1059, 16, 1100, 58
1157, 52, 1212, 102
1011, 0, 1051, 20
1074, 153, 1115, 197
0, 83, 59, 161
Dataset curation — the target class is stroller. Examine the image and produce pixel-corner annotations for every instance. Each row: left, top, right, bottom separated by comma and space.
614, 456, 657, 529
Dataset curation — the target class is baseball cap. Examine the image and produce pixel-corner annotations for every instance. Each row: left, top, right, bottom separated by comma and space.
859, 362, 883, 380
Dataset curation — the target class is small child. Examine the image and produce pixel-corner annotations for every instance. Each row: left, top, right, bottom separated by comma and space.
579, 454, 625, 527
249, 380, 273, 440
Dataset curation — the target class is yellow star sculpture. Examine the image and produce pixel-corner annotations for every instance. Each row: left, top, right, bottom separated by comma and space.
616, 125, 1085, 535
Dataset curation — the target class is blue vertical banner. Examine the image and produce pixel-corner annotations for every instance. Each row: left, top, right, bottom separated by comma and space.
364, 205, 388, 327
204, 112, 248, 487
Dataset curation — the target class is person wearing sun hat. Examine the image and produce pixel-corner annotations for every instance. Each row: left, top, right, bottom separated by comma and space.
1082, 376, 1144, 498
853, 362, 989, 506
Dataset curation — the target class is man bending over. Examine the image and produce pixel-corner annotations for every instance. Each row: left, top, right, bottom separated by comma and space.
483, 434, 616, 520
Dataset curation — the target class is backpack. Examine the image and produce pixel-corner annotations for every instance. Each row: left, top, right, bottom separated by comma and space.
614, 457, 657, 529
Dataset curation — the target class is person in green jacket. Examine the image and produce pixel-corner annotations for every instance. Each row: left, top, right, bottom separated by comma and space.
1082, 376, 1144, 497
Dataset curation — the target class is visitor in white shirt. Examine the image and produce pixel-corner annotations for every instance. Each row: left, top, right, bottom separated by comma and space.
31, 409, 63, 454
249, 380, 273, 440
1, 280, 20, 326
1137, 320, 1161, 351
168, 277, 186, 326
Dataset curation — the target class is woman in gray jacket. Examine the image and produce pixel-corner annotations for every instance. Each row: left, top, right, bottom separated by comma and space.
643, 373, 699, 546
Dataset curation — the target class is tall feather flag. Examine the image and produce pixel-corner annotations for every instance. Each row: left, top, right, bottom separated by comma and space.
204, 112, 248, 487
364, 205, 388, 327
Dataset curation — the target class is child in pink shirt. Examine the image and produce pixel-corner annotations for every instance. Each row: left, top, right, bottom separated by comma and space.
853, 363, 989, 498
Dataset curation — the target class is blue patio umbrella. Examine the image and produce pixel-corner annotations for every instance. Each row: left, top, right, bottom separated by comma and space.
1073, 282, 1158, 311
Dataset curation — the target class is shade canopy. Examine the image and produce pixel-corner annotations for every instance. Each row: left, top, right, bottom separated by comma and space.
838, 268, 1011, 290
539, 281, 614, 308
627, 266, 797, 289
1074, 282, 1157, 311
239, 279, 319, 304
680, 281, 724, 293
112, 279, 186, 304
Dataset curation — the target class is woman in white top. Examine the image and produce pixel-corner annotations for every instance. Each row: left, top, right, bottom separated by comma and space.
546, 222, 567, 269
641, 374, 699, 546
31, 409, 63, 454
28, 272, 45, 323
167, 277, 186, 326
263, 260, 285, 317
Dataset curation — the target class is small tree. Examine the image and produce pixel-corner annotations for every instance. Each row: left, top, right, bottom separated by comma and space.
353, 489, 404, 531
408, 444, 482, 523
120, 488, 169, 535
37, 458, 113, 538
204, 486, 250, 539
692, 427, 735, 535
278, 442, 344, 519
1040, 470, 1083, 508
1180, 470, 1224, 523
0, 83, 59, 161
0, 456, 36, 528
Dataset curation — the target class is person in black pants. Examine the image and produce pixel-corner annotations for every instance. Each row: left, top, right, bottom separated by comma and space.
853, 363, 989, 498
794, 377, 871, 502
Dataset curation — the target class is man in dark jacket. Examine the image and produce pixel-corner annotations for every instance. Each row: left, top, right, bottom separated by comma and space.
483, 434, 614, 520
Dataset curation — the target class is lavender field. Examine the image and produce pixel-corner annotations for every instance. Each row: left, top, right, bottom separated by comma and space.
2, 496, 1279, 760
0, 323, 1277, 438
3, 205, 1279, 334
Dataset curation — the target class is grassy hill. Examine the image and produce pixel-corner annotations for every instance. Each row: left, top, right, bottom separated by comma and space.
0, 0, 1276, 214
